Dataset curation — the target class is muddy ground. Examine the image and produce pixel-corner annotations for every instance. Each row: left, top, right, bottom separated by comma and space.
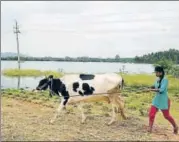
1, 97, 179, 141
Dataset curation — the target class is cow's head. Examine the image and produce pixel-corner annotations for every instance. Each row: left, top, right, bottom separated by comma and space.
36, 75, 64, 93
36, 77, 49, 90
36, 75, 54, 90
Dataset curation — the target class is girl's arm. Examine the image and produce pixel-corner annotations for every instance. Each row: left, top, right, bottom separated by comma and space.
158, 79, 168, 93
144, 88, 159, 92
149, 88, 160, 92
148, 79, 168, 93
145, 84, 156, 91
150, 86, 155, 89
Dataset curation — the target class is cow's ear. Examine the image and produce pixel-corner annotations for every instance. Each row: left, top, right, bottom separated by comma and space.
48, 75, 53, 79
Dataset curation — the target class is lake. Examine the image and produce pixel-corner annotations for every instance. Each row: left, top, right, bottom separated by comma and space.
1, 61, 154, 89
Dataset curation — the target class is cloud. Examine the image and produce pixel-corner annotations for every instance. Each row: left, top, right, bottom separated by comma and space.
1, 1, 179, 58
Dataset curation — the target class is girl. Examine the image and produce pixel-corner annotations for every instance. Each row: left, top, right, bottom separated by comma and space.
147, 66, 178, 134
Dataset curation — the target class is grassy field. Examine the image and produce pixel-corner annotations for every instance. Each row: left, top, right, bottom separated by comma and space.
1, 73, 179, 141
2, 69, 63, 77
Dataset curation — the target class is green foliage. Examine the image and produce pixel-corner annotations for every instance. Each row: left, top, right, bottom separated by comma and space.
2, 69, 63, 77
122, 74, 179, 92
2, 49, 179, 64
122, 74, 155, 87
134, 49, 179, 64
2, 69, 42, 77
154, 59, 174, 74
169, 66, 179, 78
2, 89, 60, 107
152, 59, 179, 78
43, 70, 62, 78
1, 56, 134, 63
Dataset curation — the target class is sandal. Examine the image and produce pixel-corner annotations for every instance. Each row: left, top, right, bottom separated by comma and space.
174, 126, 178, 134
147, 127, 152, 133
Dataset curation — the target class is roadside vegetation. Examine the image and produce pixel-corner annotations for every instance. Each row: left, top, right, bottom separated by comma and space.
2, 69, 62, 78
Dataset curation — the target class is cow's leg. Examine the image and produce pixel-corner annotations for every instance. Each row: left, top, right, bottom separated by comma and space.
107, 94, 125, 125
106, 94, 116, 125
118, 103, 127, 120
77, 103, 87, 124
119, 107, 127, 120
108, 103, 116, 125
116, 96, 127, 120
49, 91, 52, 97
50, 98, 66, 124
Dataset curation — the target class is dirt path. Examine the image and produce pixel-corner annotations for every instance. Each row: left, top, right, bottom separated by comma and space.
1, 97, 179, 141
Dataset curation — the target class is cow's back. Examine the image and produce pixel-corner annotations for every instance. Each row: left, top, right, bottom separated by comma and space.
60, 73, 122, 96
89, 73, 122, 93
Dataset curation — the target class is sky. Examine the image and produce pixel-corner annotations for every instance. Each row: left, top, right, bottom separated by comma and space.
1, 1, 179, 58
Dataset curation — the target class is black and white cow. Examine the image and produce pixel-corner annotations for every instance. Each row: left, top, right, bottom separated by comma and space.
35, 73, 126, 125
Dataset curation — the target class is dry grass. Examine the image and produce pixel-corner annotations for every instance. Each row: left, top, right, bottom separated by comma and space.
1, 97, 149, 141
2, 96, 179, 141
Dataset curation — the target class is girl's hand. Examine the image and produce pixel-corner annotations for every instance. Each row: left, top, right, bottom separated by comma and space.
144, 88, 151, 92
151, 88, 160, 92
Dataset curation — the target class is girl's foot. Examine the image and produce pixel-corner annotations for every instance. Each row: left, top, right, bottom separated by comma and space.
174, 125, 178, 134
147, 127, 152, 133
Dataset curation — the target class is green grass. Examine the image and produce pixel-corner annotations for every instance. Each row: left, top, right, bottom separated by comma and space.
2, 69, 63, 77
121, 74, 156, 86
121, 73, 179, 91
1, 88, 59, 108
1, 73, 179, 117
120, 73, 179, 116
2, 73, 179, 141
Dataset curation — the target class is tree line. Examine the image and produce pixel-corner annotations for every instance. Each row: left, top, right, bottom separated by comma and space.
1, 56, 134, 63
134, 49, 179, 64
1, 49, 179, 64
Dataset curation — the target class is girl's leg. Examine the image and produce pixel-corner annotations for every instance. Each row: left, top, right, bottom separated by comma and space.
161, 99, 178, 134
148, 105, 158, 132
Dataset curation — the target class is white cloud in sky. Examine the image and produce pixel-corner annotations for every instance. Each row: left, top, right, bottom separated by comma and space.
1, 1, 179, 57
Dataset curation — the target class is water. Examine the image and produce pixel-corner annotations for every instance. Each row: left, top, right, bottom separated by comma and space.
1, 61, 154, 89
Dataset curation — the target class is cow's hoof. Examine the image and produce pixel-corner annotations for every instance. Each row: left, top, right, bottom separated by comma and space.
107, 120, 115, 126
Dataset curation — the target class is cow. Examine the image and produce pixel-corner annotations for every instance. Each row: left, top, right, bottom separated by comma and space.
35, 73, 126, 125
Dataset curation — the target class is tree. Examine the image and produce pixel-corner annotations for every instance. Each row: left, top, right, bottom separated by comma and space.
115, 54, 120, 59
135, 49, 179, 64
170, 66, 179, 78
114, 54, 120, 62
153, 60, 174, 74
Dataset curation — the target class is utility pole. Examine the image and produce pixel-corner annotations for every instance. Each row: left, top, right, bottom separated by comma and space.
13, 20, 21, 70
